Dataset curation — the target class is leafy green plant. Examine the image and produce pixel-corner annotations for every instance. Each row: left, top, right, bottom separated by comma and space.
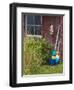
23, 37, 53, 75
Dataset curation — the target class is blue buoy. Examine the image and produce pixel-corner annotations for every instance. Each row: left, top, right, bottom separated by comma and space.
52, 50, 56, 56
49, 50, 60, 65
56, 55, 60, 63
49, 59, 56, 65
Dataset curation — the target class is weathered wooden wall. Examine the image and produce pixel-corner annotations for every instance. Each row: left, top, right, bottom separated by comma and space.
42, 16, 63, 60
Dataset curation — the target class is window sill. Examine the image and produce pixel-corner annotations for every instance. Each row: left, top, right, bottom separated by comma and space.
26, 35, 42, 38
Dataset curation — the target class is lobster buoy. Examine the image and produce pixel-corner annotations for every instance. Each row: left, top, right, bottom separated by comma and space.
49, 50, 60, 65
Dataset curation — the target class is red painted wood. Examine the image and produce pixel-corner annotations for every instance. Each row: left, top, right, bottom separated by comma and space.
42, 16, 63, 60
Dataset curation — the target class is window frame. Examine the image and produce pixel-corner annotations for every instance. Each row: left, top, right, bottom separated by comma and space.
25, 14, 42, 38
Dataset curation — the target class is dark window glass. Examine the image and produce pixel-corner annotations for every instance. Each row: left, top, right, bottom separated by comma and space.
27, 26, 34, 35
35, 26, 41, 35
35, 16, 41, 25
26, 15, 42, 35
27, 15, 34, 24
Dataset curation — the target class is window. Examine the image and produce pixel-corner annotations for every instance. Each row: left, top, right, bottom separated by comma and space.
25, 15, 42, 37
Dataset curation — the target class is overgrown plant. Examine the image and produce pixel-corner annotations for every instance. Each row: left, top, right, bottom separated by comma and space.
23, 37, 53, 75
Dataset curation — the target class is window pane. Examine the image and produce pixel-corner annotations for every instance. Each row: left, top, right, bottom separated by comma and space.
35, 26, 41, 35
35, 16, 41, 25
27, 26, 34, 35
27, 15, 34, 24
